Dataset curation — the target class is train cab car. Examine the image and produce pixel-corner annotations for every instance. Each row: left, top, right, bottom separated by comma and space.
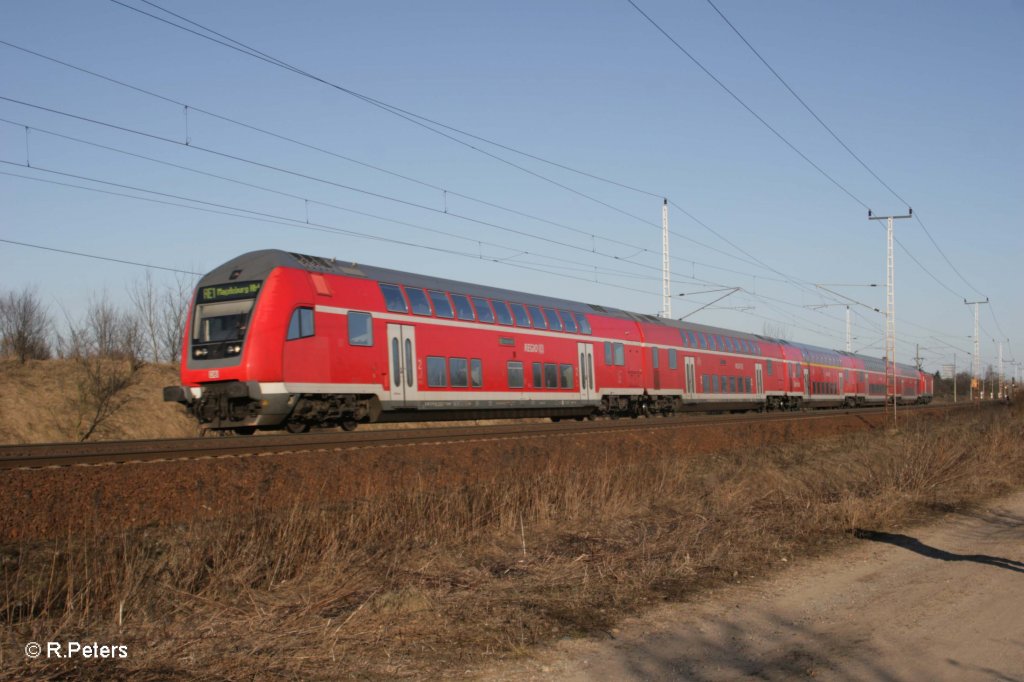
167, 250, 615, 432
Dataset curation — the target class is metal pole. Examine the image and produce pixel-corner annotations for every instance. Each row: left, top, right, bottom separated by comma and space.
965, 298, 988, 400
869, 209, 911, 427
846, 306, 851, 352
953, 353, 957, 403
661, 198, 671, 319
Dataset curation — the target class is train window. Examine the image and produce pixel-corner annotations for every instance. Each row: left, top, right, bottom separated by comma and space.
405, 340, 413, 386
699, 333, 709, 350
573, 312, 592, 335
286, 307, 314, 341
509, 303, 532, 327
767, 360, 773, 375
679, 331, 689, 347
652, 348, 659, 369
507, 361, 524, 389
712, 375, 719, 393
491, 300, 513, 325
558, 310, 577, 333
405, 288, 432, 316
450, 294, 475, 321
347, 312, 373, 346
471, 297, 495, 323
745, 377, 752, 393
428, 291, 454, 319
532, 362, 543, 388
729, 376, 736, 393
391, 339, 401, 387
543, 309, 563, 331
526, 305, 547, 329
560, 364, 574, 389
379, 284, 408, 313
588, 354, 594, 390
613, 342, 625, 366
450, 358, 468, 387
723, 337, 733, 352
702, 374, 710, 393
669, 349, 677, 369
427, 357, 447, 387
196, 299, 254, 343
544, 363, 558, 389
604, 342, 613, 365
471, 359, 483, 387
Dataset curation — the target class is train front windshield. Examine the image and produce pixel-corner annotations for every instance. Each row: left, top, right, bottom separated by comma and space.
191, 280, 262, 344
193, 299, 255, 342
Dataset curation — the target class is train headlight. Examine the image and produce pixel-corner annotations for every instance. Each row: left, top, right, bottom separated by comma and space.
194, 347, 209, 358
226, 344, 242, 355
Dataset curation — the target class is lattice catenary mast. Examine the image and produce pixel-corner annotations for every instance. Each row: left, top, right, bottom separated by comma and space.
964, 298, 988, 400
868, 208, 912, 426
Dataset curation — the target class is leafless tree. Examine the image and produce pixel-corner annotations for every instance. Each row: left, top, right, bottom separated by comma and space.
129, 270, 163, 364
56, 295, 145, 441
0, 287, 52, 362
160, 273, 196, 365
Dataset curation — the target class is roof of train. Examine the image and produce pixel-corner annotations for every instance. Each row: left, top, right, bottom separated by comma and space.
206, 250, 920, 373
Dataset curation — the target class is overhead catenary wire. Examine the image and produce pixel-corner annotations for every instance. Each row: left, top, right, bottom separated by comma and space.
2, 12, 998, 357
703, 0, 988, 302
95, 3, 835, 285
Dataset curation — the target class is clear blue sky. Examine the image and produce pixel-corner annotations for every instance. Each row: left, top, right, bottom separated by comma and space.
2, 0, 1021, 375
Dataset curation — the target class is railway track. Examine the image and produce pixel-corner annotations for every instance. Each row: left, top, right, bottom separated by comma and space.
0, 403, 966, 470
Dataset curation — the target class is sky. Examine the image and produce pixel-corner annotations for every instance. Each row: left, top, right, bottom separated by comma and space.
2, 0, 1021, 377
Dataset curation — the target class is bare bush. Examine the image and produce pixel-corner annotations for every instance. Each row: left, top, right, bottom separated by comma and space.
56, 296, 145, 441
160, 273, 195, 365
127, 271, 195, 365
0, 287, 51, 362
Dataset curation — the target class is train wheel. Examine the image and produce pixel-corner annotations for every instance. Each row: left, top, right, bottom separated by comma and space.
285, 421, 309, 434
339, 419, 358, 432
233, 426, 256, 436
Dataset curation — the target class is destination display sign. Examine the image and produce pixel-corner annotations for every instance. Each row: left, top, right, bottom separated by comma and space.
198, 281, 262, 303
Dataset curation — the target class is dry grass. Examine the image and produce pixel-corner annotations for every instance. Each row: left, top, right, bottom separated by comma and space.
0, 359, 198, 444
2, 404, 1022, 679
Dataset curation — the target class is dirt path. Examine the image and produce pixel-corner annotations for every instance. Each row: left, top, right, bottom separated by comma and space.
485, 491, 1024, 681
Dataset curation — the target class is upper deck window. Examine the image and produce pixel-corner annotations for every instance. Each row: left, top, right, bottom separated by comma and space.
526, 305, 547, 330
428, 290, 454, 319
471, 297, 495, 323
509, 303, 532, 328
573, 312, 592, 335
492, 301, 514, 326
558, 310, 577, 333
450, 294, 475, 321
543, 309, 563, 331
405, 288, 432, 316
379, 284, 408, 313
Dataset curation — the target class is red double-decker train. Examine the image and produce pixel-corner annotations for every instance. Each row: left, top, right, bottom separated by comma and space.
164, 250, 933, 433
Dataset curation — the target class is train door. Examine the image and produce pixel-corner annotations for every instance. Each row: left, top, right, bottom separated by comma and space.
577, 342, 595, 400
839, 372, 844, 397
755, 364, 763, 396
386, 324, 419, 405
685, 356, 696, 397
803, 367, 810, 399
